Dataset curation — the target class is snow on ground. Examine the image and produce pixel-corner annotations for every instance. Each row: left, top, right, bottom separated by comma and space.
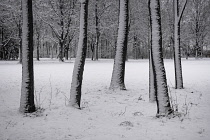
0, 58, 210, 140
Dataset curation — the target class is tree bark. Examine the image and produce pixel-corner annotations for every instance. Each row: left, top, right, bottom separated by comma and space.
149, 0, 173, 116
59, 42, 64, 61
94, 0, 99, 61
20, 0, 35, 113
149, 49, 156, 102
173, 0, 187, 89
18, 21, 23, 63
36, 32, 40, 61
70, 0, 88, 108
65, 47, 69, 60
110, 0, 129, 90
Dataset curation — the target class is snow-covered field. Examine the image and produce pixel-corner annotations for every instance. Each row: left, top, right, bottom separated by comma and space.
0, 58, 210, 140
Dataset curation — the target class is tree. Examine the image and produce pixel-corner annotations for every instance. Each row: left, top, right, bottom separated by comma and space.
19, 0, 35, 113
109, 0, 129, 90
34, 20, 42, 61
189, 0, 210, 58
0, 0, 22, 61
69, 0, 88, 108
34, 0, 77, 62
173, 0, 187, 89
149, 49, 156, 102
149, 0, 173, 116
93, 0, 99, 61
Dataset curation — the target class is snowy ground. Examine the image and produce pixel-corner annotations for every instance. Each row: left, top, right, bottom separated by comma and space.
0, 58, 210, 140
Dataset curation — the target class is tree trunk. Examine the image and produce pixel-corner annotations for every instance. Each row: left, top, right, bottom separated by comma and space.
110, 0, 129, 90
174, 0, 184, 89
91, 42, 94, 60
149, 49, 156, 102
133, 35, 137, 59
20, 0, 35, 113
70, 0, 88, 108
94, 0, 99, 61
37, 33, 40, 61
59, 42, 64, 61
18, 23, 22, 63
65, 47, 69, 60
51, 44, 54, 59
149, 0, 173, 116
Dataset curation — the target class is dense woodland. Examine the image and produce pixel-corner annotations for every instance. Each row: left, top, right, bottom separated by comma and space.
1, 0, 210, 61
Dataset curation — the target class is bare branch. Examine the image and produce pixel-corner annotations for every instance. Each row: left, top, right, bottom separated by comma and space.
178, 0, 188, 23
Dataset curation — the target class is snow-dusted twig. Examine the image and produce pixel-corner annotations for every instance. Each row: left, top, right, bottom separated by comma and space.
119, 106, 127, 116
48, 76, 53, 110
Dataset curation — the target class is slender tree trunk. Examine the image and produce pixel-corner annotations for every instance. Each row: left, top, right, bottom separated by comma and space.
18, 22, 23, 63
174, 0, 183, 89
0, 27, 3, 59
20, 0, 35, 113
148, 1, 156, 103
65, 47, 69, 60
110, 0, 129, 90
70, 0, 88, 108
133, 35, 137, 59
149, 49, 156, 102
173, 0, 187, 89
149, 0, 173, 116
51, 44, 54, 59
36, 33, 40, 61
91, 42, 94, 60
186, 45, 189, 59
94, 0, 99, 61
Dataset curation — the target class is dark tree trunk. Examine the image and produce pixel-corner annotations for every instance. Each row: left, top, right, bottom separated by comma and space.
65, 47, 69, 60
59, 42, 64, 61
36, 33, 40, 61
70, 0, 88, 108
93, 0, 99, 61
110, 0, 129, 90
133, 35, 137, 59
91, 42, 94, 60
58, 1, 65, 62
18, 23, 22, 63
20, 0, 35, 113
173, 0, 187, 89
149, 0, 173, 116
51, 44, 54, 59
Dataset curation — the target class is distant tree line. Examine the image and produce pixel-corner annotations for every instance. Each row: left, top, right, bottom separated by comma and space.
1, 0, 210, 61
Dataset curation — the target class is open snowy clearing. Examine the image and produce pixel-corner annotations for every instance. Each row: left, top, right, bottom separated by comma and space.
0, 58, 210, 140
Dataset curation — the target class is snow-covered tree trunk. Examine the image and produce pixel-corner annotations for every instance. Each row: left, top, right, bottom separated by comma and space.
149, 0, 173, 116
70, 0, 88, 108
110, 0, 129, 90
149, 49, 156, 102
173, 0, 186, 89
20, 0, 35, 113
148, 4, 156, 102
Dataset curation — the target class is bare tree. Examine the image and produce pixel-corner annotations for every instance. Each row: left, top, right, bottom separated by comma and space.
110, 0, 129, 90
19, 0, 35, 113
149, 0, 173, 116
173, 0, 187, 89
190, 0, 210, 58
70, 0, 88, 108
